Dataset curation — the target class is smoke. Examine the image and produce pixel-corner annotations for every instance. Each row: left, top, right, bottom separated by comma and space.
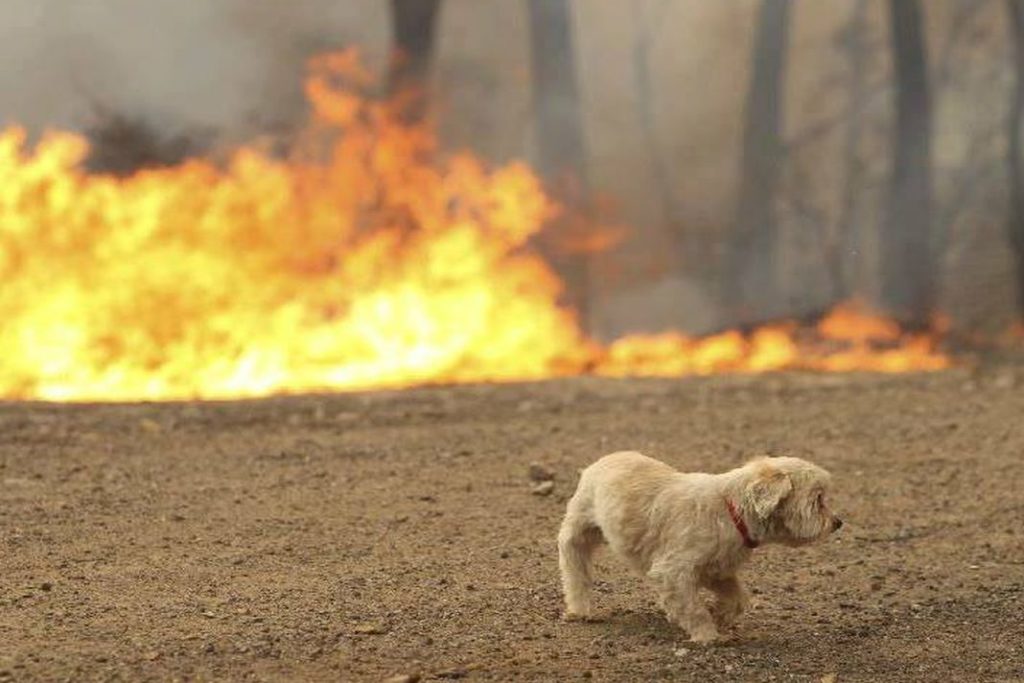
0, 0, 1017, 332
0, 0, 388, 138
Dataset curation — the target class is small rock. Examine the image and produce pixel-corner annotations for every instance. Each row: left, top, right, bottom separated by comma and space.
39, 582, 53, 592
435, 668, 468, 679
384, 675, 420, 683
143, 651, 161, 661
531, 481, 555, 496
993, 371, 1017, 390
821, 674, 838, 683
353, 622, 388, 635
673, 647, 690, 657
528, 462, 555, 482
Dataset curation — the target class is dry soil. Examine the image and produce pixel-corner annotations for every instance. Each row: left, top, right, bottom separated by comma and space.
2, 367, 1023, 682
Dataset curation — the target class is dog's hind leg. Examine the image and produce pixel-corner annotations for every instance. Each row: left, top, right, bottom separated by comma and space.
558, 505, 603, 620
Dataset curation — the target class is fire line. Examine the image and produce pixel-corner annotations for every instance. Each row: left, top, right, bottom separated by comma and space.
0, 52, 949, 402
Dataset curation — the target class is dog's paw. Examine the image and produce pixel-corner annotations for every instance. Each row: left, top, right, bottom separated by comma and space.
562, 610, 599, 623
688, 625, 722, 644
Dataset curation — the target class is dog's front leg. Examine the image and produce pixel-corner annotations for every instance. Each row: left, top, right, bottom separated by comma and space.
650, 562, 719, 643
708, 576, 747, 630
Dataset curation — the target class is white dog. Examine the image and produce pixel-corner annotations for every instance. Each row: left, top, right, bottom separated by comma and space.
557, 451, 842, 643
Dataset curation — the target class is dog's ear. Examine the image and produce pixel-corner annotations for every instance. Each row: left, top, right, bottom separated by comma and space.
743, 461, 793, 519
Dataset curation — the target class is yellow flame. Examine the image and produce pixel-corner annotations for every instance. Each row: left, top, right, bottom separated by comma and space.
0, 52, 950, 402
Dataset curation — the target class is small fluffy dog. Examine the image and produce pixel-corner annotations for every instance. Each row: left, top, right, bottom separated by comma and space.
558, 451, 842, 643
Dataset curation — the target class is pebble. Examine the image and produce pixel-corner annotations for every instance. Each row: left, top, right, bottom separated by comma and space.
531, 481, 554, 496
993, 371, 1017, 389
383, 676, 420, 683
435, 667, 468, 679
528, 463, 555, 482
353, 622, 388, 635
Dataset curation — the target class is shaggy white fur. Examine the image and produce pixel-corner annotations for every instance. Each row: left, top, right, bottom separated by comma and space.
558, 451, 842, 643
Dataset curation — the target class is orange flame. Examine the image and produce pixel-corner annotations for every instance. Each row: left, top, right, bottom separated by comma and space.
0, 52, 950, 402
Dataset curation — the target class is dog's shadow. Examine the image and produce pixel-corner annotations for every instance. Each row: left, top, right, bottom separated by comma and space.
577, 607, 752, 648
587, 609, 691, 642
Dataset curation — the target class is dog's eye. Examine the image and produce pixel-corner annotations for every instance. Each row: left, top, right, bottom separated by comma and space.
817, 493, 825, 507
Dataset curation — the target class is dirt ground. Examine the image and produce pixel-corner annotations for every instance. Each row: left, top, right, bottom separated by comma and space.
2, 366, 1023, 682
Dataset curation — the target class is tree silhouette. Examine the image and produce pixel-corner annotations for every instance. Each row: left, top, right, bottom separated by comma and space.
723, 0, 792, 323
1007, 0, 1024, 315
527, 0, 590, 327
388, 0, 442, 122
880, 0, 934, 327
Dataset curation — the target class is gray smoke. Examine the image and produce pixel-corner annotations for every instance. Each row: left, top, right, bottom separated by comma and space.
0, 0, 387, 138
1, 0, 1016, 333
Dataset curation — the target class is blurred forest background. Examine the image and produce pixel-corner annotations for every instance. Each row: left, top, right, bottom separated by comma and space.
2, 0, 1022, 340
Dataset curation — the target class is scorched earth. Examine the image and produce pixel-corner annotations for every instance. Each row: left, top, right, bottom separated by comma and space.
1, 367, 1023, 682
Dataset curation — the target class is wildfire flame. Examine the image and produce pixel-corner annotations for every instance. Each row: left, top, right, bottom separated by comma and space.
0, 52, 949, 402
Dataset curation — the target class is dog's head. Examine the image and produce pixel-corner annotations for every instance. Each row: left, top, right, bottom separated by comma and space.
740, 456, 842, 546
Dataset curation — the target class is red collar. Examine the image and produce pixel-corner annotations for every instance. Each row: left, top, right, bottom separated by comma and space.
725, 499, 759, 549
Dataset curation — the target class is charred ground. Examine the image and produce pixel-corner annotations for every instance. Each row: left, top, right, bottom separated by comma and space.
2, 367, 1023, 682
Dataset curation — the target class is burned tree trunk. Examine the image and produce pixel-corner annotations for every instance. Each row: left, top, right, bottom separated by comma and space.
881, 0, 934, 326
632, 1, 683, 248
723, 0, 792, 322
1007, 0, 1024, 315
388, 0, 442, 120
832, 0, 870, 303
528, 0, 587, 189
527, 0, 590, 329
